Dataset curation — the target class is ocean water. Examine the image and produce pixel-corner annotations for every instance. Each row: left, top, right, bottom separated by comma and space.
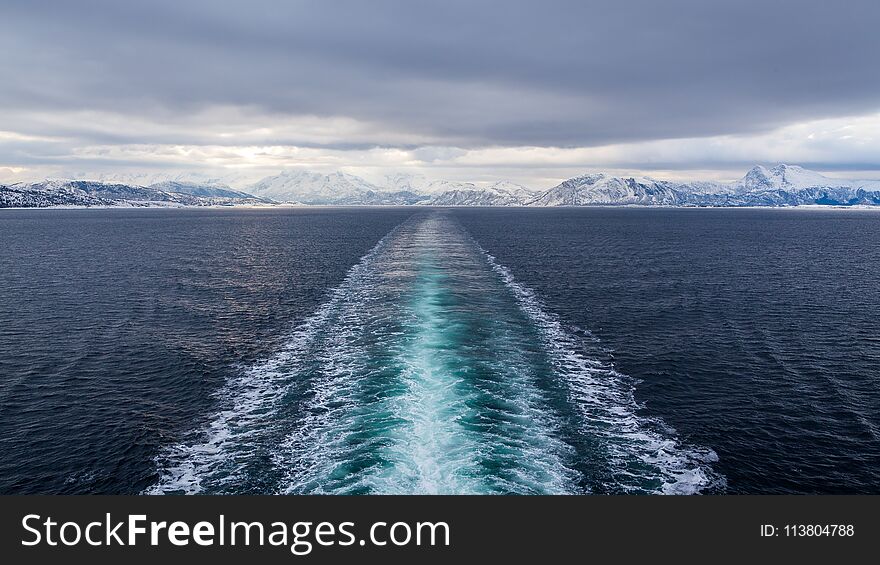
0, 207, 878, 494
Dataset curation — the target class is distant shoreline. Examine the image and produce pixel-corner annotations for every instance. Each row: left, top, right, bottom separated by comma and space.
4, 204, 880, 211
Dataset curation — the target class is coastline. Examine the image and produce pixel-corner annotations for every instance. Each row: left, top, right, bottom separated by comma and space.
3, 203, 880, 211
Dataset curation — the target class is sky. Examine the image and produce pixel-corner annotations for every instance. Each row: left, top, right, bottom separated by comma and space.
2, 0, 880, 189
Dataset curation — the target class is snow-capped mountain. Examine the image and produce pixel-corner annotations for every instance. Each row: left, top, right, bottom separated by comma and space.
379, 173, 499, 196
334, 189, 425, 206
4, 165, 879, 209
244, 170, 516, 205
149, 181, 267, 200
381, 172, 434, 193
487, 181, 539, 202
529, 174, 685, 206
737, 165, 828, 192
530, 165, 880, 207
426, 180, 537, 206
417, 179, 480, 195
724, 164, 880, 205
0, 179, 272, 208
738, 164, 850, 193
78, 170, 257, 190
246, 170, 382, 204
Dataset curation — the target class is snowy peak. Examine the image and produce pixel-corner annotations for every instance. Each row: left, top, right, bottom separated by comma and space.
381, 172, 432, 193
485, 180, 538, 201
530, 174, 682, 206
419, 179, 479, 194
0, 179, 273, 208
424, 180, 538, 206
149, 181, 264, 200
528, 165, 880, 207
243, 169, 537, 205
739, 164, 844, 192
6, 165, 880, 209
567, 173, 608, 185
426, 187, 518, 206
246, 170, 381, 204
380, 173, 508, 195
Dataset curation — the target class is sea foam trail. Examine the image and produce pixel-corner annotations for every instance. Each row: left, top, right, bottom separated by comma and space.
277, 215, 578, 494
479, 246, 722, 494
146, 223, 407, 494
149, 211, 720, 495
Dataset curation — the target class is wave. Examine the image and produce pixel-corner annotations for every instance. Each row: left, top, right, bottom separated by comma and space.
481, 248, 722, 494
146, 224, 405, 494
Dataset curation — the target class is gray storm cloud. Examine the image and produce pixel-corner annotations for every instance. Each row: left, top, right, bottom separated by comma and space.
1, 0, 879, 182
4, 0, 880, 145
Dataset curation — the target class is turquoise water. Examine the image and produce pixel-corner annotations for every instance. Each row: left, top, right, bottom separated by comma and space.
148, 211, 718, 494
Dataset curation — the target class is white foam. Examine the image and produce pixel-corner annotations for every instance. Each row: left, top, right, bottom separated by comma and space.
277, 215, 579, 494
481, 248, 724, 494
146, 225, 405, 494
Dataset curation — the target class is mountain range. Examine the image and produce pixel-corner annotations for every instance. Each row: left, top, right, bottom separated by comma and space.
0, 179, 273, 208
528, 165, 880, 207
3, 165, 880, 208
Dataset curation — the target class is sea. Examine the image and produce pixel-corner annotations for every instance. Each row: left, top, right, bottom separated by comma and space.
1, 207, 878, 494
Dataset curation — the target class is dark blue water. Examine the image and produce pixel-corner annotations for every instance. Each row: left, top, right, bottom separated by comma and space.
1, 207, 878, 494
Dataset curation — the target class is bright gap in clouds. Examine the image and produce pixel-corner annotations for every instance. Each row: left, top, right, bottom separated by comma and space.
2, 111, 880, 189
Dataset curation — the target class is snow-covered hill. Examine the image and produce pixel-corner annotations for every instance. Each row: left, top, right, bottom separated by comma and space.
246, 170, 382, 204
530, 165, 880, 207
426, 180, 536, 206
82, 171, 256, 190
150, 181, 268, 201
5, 165, 879, 209
528, 174, 685, 206
381, 172, 434, 194
487, 181, 539, 202
243, 170, 535, 205
0, 179, 272, 208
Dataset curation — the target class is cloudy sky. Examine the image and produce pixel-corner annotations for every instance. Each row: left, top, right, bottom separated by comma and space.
2, 0, 879, 188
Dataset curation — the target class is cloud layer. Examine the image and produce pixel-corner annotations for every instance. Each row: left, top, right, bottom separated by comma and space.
2, 0, 879, 185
